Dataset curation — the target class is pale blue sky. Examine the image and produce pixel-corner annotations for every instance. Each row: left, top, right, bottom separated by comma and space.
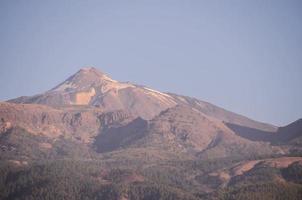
0, 0, 301, 126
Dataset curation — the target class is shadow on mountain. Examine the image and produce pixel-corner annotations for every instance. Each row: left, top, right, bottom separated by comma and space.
276, 119, 302, 142
225, 123, 275, 142
226, 119, 302, 144
94, 117, 148, 153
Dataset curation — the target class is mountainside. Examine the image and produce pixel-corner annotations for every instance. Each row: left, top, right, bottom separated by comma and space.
168, 94, 277, 132
0, 101, 138, 142
93, 105, 278, 159
1, 67, 301, 200
9, 67, 276, 132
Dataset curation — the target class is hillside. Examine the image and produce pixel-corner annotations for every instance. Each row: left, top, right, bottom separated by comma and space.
1, 67, 301, 200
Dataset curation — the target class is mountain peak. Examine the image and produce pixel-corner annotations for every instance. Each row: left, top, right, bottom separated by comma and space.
76, 66, 107, 78
78, 66, 104, 74
51, 67, 117, 92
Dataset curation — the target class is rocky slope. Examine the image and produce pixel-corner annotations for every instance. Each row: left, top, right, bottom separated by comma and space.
0, 102, 134, 144
93, 105, 279, 159
0, 102, 279, 160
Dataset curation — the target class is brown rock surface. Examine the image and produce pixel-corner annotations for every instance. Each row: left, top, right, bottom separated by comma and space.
0, 102, 134, 144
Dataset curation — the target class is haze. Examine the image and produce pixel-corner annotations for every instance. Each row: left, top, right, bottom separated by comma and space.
0, 0, 301, 126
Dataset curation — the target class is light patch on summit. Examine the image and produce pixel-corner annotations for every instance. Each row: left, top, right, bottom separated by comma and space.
143, 87, 177, 106
74, 88, 96, 105
144, 87, 173, 98
101, 82, 135, 93
101, 74, 118, 83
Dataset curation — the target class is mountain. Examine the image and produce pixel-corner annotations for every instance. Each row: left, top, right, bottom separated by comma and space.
9, 67, 276, 132
9, 67, 177, 120
2, 67, 299, 159
1, 67, 301, 200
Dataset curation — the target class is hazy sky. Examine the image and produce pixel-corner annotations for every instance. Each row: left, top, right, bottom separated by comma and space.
0, 0, 301, 126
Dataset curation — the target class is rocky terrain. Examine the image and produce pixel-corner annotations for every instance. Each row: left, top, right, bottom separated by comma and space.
0, 67, 301, 200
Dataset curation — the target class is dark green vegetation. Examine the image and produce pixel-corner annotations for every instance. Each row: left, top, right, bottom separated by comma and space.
1, 155, 302, 200
0, 159, 200, 200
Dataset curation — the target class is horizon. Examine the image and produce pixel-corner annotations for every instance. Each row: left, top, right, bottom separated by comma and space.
0, 0, 301, 126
